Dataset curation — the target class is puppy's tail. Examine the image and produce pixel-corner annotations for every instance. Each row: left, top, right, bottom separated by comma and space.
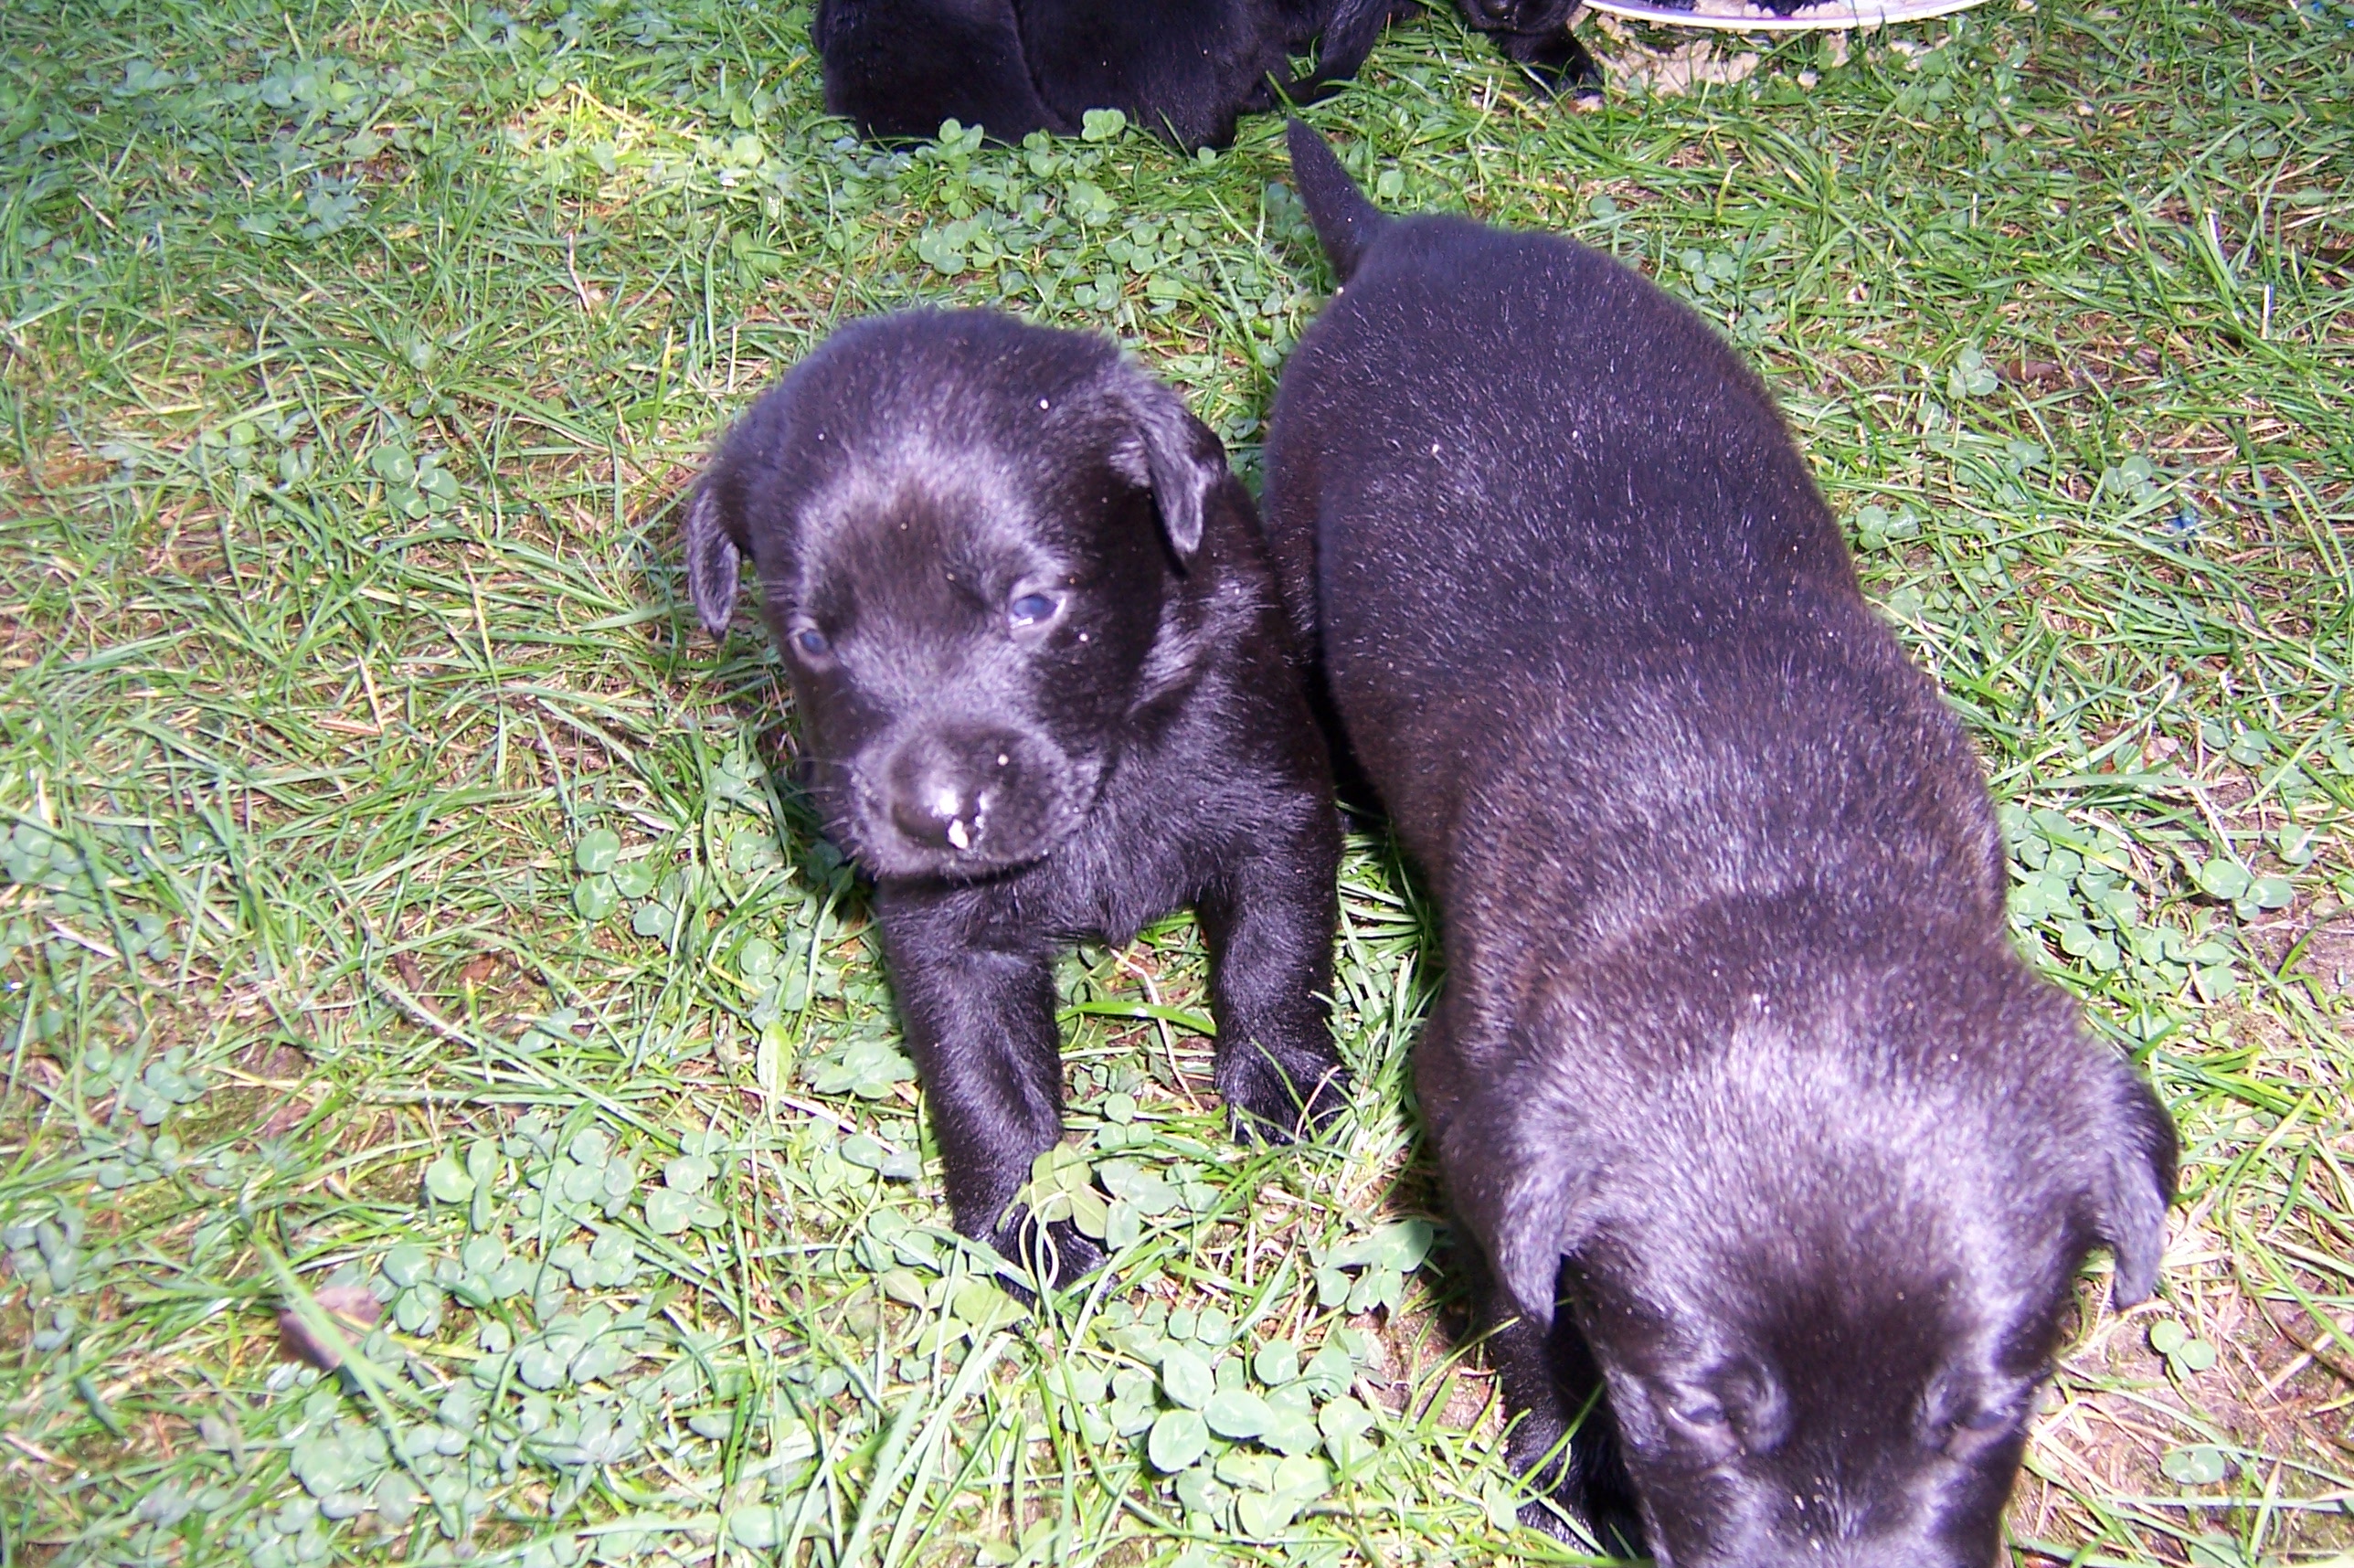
1285, 119, 1386, 284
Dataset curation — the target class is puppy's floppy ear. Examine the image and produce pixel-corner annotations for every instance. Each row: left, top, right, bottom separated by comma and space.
1109, 375, 1225, 560
2087, 1065, 2178, 1307
1446, 1100, 1602, 1331
1442, 996, 1606, 1330
683, 480, 744, 638
1480, 1161, 1601, 1330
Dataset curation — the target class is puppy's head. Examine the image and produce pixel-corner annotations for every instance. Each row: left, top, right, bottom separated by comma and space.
684, 311, 1229, 881
1454, 909, 2176, 1568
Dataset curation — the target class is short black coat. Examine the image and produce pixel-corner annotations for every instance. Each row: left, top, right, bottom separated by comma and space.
811, 0, 1597, 149
688, 311, 1350, 1288
1265, 123, 2176, 1566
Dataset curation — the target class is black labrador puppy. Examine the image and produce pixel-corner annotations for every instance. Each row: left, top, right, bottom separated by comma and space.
812, 0, 1596, 150
686, 309, 1348, 1289
1267, 123, 2177, 1567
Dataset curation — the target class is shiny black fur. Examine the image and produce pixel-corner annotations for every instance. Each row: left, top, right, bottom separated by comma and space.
686, 310, 1347, 1291
1267, 124, 2178, 1568
811, 0, 1593, 149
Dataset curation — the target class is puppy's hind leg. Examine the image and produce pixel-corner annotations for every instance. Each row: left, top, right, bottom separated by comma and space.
1197, 806, 1350, 1141
875, 897, 1106, 1293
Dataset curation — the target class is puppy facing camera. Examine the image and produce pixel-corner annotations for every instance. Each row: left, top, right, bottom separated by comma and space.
686, 309, 1349, 1291
1268, 123, 2177, 1565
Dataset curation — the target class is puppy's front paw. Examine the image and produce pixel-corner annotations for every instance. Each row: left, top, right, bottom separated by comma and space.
1499, 27, 1604, 100
1221, 1043, 1352, 1144
1506, 1418, 1645, 1557
986, 1208, 1109, 1304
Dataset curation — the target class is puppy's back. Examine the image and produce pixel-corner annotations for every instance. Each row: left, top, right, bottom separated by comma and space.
1278, 218, 1852, 654
1268, 176, 1876, 860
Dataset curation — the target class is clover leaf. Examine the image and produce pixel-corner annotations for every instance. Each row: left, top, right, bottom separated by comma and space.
573, 829, 620, 875
1160, 1345, 1214, 1410
1147, 1407, 1209, 1472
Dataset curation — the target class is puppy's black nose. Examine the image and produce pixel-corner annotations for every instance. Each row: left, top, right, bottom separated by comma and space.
885, 731, 1018, 853
1468, 0, 1521, 24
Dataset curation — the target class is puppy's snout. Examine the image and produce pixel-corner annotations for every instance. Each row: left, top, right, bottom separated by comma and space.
1467, 0, 1522, 25
885, 729, 1020, 853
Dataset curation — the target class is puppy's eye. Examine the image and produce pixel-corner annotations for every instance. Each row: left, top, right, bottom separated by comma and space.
1649, 1387, 1744, 1460
794, 627, 830, 658
1962, 1404, 2009, 1430
1008, 592, 1057, 628
1927, 1383, 2023, 1457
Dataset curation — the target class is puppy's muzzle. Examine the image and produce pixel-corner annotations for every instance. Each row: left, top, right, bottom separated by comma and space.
884, 725, 1031, 857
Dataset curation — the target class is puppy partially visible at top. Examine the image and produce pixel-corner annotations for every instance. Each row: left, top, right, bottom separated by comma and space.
1267, 122, 2177, 1568
811, 0, 1598, 151
684, 309, 1349, 1292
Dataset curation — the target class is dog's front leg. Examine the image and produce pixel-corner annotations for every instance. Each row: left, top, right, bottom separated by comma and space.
1489, 1305, 1645, 1551
1459, 1250, 1645, 1554
875, 895, 1106, 1290
1423, 993, 1639, 1552
1196, 814, 1349, 1140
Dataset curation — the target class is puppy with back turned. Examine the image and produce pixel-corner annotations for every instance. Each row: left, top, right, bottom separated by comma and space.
814, 0, 1597, 149
688, 310, 1348, 1289
1267, 122, 2176, 1567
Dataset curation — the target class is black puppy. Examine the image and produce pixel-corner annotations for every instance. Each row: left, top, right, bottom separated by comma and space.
686, 310, 1348, 1289
1267, 124, 2177, 1567
812, 0, 1594, 150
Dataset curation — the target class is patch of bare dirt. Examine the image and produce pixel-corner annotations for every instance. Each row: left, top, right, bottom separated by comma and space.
2278, 903, 2354, 1003
2019, 1191, 2354, 1564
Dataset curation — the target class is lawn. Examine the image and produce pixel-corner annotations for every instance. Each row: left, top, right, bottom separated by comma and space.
0, 0, 2349, 1563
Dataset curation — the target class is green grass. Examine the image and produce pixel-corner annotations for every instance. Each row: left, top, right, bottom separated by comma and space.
1, 0, 2349, 1563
